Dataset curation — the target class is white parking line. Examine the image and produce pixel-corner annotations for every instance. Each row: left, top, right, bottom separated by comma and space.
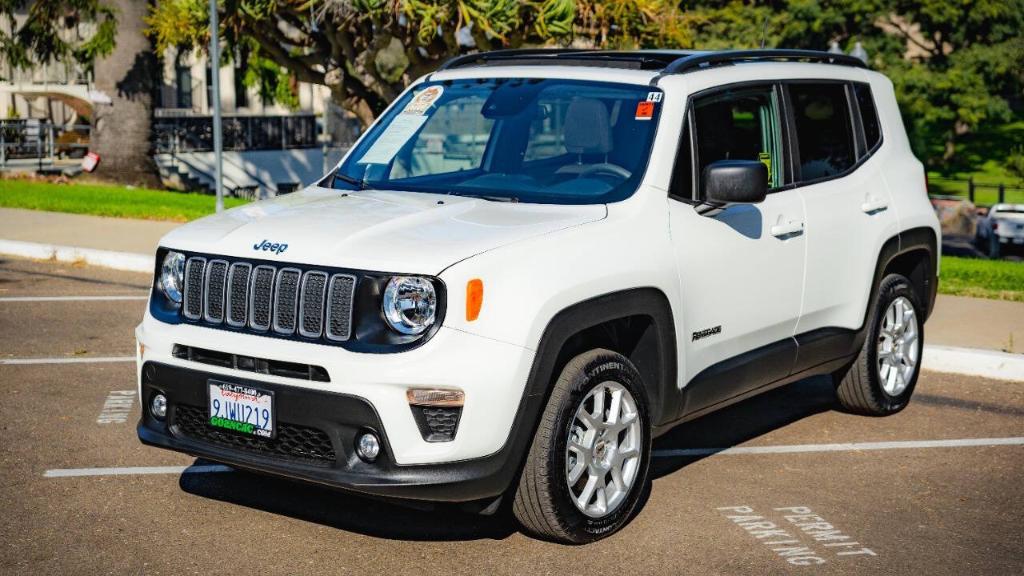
40, 437, 1024, 478
652, 436, 1024, 458
0, 356, 135, 365
43, 464, 232, 478
0, 295, 148, 302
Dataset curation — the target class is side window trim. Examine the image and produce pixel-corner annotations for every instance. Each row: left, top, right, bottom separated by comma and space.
850, 81, 884, 157
845, 82, 868, 158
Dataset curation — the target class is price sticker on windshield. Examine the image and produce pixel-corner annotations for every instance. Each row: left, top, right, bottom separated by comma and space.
635, 101, 655, 120
402, 85, 444, 115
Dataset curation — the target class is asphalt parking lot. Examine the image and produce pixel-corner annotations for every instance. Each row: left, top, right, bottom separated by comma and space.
1, 256, 1022, 575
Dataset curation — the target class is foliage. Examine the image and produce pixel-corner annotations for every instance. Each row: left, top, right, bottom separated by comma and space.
0, 0, 117, 71
145, 1, 686, 125
0, 178, 248, 221
939, 256, 1024, 303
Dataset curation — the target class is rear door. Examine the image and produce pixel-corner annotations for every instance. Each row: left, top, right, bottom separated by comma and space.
668, 83, 806, 413
789, 81, 899, 369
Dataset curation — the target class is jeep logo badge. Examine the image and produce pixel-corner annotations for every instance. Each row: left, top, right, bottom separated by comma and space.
253, 239, 288, 255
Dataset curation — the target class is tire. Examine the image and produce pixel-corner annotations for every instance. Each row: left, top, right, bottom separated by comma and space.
835, 274, 923, 415
512, 349, 652, 544
988, 235, 1001, 259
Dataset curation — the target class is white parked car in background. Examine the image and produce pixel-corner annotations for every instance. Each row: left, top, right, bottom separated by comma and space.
137, 49, 941, 543
976, 203, 1024, 258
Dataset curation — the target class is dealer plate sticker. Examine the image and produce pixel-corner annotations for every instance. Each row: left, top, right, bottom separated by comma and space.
208, 381, 273, 438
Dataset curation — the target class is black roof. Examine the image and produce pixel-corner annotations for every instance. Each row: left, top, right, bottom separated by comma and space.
437, 48, 867, 77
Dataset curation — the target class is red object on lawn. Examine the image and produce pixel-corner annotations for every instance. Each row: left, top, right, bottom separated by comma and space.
81, 152, 100, 173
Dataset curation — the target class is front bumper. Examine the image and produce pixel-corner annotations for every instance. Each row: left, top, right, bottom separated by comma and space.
139, 362, 526, 502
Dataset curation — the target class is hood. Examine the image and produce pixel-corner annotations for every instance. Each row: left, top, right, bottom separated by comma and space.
158, 187, 607, 273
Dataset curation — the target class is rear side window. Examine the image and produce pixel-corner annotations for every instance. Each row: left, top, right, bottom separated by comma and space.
854, 83, 881, 153
789, 83, 856, 181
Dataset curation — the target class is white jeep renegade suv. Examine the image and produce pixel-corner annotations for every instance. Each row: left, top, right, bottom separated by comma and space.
138, 49, 941, 543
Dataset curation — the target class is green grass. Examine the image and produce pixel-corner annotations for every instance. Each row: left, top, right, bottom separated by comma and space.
0, 179, 248, 222
927, 120, 1024, 206
939, 255, 1024, 302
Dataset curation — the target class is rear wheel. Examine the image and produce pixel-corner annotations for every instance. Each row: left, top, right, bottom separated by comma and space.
835, 274, 923, 415
988, 235, 1002, 259
512, 349, 651, 544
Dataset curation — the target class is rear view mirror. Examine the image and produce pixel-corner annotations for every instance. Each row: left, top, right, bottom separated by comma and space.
702, 160, 768, 204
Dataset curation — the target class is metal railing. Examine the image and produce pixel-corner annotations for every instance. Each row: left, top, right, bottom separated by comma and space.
929, 176, 1024, 206
154, 115, 325, 154
0, 120, 90, 170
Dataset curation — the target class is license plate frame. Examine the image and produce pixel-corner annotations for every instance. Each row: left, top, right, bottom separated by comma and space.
207, 380, 276, 439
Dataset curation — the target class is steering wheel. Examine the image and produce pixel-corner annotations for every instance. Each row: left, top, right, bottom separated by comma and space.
578, 163, 632, 181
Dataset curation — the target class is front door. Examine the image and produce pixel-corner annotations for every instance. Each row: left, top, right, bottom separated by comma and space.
668, 83, 806, 414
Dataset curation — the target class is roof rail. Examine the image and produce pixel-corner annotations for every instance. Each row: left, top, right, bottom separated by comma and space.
436, 49, 699, 72
437, 49, 591, 71
659, 49, 867, 77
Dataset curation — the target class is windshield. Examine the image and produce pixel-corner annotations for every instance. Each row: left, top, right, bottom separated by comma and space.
330, 78, 663, 204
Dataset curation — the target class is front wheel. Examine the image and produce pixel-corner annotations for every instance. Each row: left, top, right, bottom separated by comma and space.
512, 349, 651, 544
835, 274, 923, 415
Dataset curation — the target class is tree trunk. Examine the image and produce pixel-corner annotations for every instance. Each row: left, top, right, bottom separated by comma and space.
91, 0, 161, 187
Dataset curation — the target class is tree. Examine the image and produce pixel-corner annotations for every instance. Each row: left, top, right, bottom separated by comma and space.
146, 0, 688, 126
1, 0, 161, 186
91, 0, 160, 186
669, 0, 1023, 168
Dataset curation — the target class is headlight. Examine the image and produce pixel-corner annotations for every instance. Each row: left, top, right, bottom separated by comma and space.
382, 276, 437, 335
158, 251, 185, 304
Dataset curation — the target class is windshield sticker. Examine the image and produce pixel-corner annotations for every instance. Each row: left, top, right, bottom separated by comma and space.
646, 91, 663, 102
357, 114, 428, 164
402, 85, 444, 115
635, 101, 655, 120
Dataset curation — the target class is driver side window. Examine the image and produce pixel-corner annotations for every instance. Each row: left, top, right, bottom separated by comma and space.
691, 85, 784, 198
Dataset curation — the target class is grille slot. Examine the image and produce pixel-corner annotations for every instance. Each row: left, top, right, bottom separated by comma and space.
226, 263, 251, 327
183, 257, 207, 320
325, 274, 356, 341
173, 404, 336, 466
273, 268, 301, 334
299, 271, 328, 338
249, 265, 276, 331
179, 255, 356, 346
203, 260, 229, 323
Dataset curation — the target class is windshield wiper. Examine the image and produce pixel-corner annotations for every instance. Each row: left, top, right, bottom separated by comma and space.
450, 192, 518, 203
332, 173, 373, 191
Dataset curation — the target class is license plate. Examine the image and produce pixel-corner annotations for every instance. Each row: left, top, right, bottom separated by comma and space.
208, 380, 274, 438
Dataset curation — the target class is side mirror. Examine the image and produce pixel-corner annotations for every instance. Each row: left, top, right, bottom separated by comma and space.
702, 160, 768, 204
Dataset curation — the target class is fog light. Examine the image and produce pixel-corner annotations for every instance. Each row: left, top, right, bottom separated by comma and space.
357, 432, 380, 462
150, 393, 167, 420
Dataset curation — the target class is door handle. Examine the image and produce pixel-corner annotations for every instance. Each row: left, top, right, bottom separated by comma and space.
770, 220, 804, 238
861, 198, 888, 214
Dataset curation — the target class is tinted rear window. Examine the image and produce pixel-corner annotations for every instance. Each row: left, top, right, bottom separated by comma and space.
789, 83, 856, 181
854, 83, 881, 153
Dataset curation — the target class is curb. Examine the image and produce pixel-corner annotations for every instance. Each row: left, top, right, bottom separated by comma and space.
922, 345, 1024, 381
0, 239, 152, 273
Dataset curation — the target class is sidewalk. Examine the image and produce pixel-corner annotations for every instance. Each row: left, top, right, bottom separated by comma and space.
928, 294, 1022, 353
0, 208, 178, 254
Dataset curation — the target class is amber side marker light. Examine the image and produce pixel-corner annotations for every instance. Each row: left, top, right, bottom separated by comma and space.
466, 279, 484, 322
406, 389, 465, 407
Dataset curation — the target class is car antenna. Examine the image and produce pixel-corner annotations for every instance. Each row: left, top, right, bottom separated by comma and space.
760, 15, 769, 49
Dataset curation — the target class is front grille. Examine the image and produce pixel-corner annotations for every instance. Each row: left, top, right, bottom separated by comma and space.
181, 256, 355, 344
173, 404, 336, 466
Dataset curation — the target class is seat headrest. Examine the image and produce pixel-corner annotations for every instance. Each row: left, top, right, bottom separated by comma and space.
563, 98, 612, 155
